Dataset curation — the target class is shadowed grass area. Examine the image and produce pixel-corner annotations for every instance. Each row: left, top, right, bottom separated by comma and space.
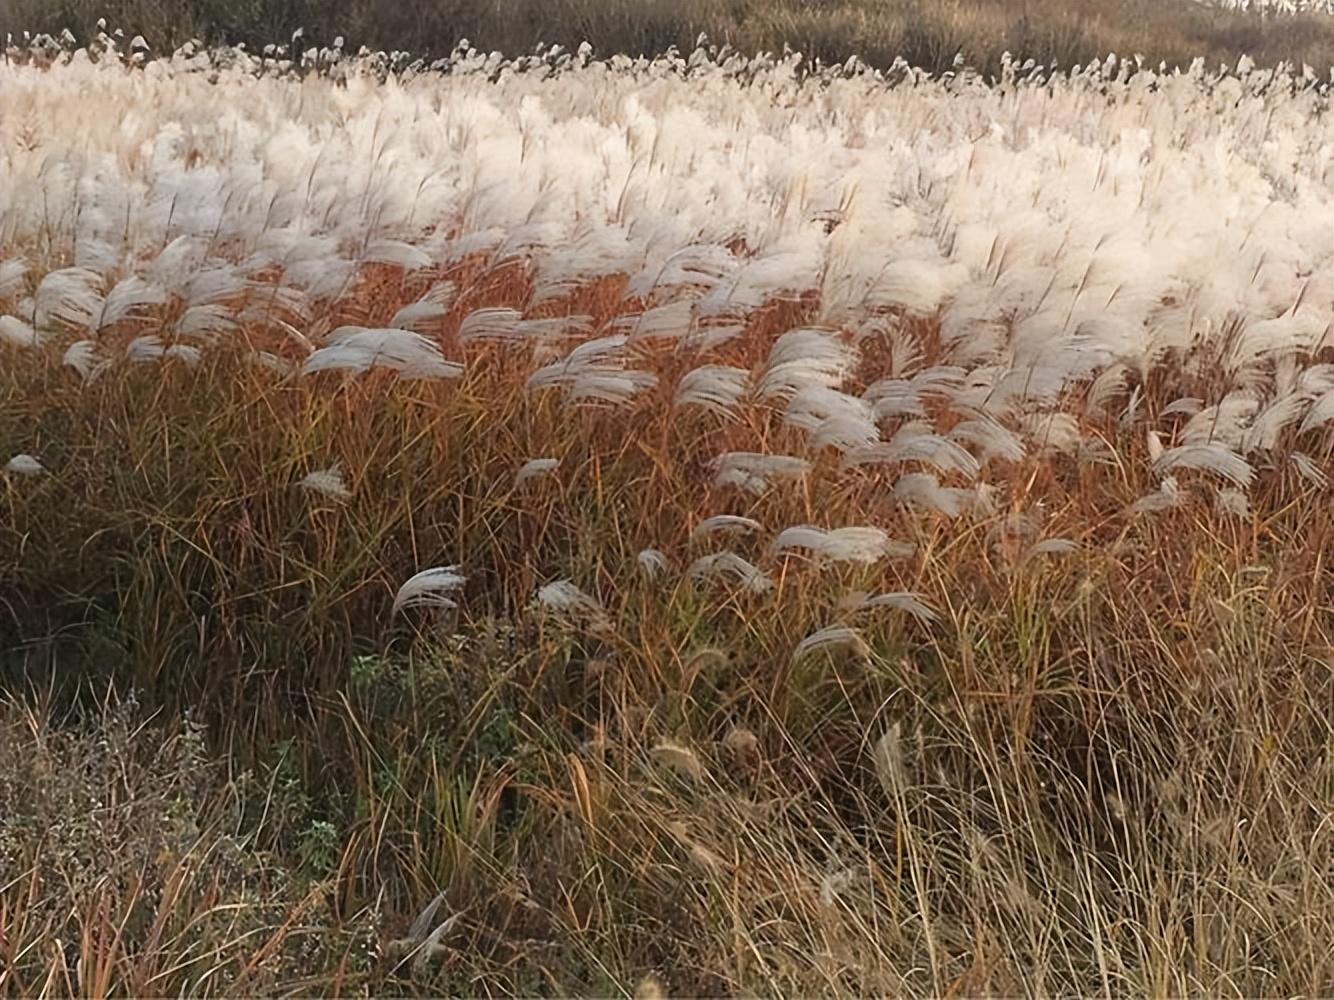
4, 0, 1334, 75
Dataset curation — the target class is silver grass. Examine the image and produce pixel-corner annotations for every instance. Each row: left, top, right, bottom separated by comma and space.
691, 514, 763, 542
0, 316, 37, 348
73, 239, 122, 276
624, 243, 736, 299
757, 328, 857, 400
673, 365, 749, 418
687, 552, 773, 594
683, 321, 747, 351
1296, 365, 1334, 398
393, 566, 466, 615
126, 336, 165, 364
1146, 430, 1165, 463
526, 336, 653, 405
238, 284, 312, 326
712, 452, 811, 495
838, 590, 940, 625
1020, 538, 1079, 566
176, 304, 238, 341
4, 454, 45, 476
1132, 476, 1184, 514
792, 625, 869, 665
1085, 364, 1131, 417
302, 328, 463, 380
536, 580, 612, 631
947, 418, 1027, 463
1160, 397, 1205, 419
1291, 451, 1329, 488
1241, 391, 1309, 452
516, 457, 560, 484
34, 267, 103, 331
1181, 394, 1259, 448
283, 259, 362, 301
892, 472, 968, 518
843, 429, 981, 479
564, 371, 659, 406
812, 414, 883, 452
300, 465, 351, 501
457, 307, 524, 344
769, 525, 912, 564
1154, 443, 1254, 487
182, 266, 248, 308
637, 548, 670, 578
708, 241, 824, 312
612, 300, 696, 342
1215, 487, 1251, 518
145, 236, 208, 290
248, 351, 298, 376
1020, 412, 1083, 455
784, 388, 873, 433
362, 238, 432, 271
97, 276, 167, 330
459, 309, 592, 348
164, 344, 203, 366
63, 340, 104, 380
390, 300, 451, 331
864, 258, 953, 315
1298, 389, 1334, 434
862, 378, 928, 419
0, 260, 27, 300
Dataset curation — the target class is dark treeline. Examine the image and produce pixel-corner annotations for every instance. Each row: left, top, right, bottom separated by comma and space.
5, 0, 1334, 78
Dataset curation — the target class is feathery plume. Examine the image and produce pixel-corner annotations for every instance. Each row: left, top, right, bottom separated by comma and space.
393, 566, 467, 615
0, 316, 37, 349
792, 625, 869, 664
63, 340, 104, 380
1132, 476, 1184, 514
1153, 443, 1254, 488
537, 580, 613, 632
4, 454, 45, 476
636, 548, 670, 578
769, 525, 913, 564
757, 328, 857, 400
673, 365, 749, 418
838, 590, 940, 625
1215, 487, 1250, 518
652, 740, 706, 783
516, 457, 560, 484
303, 328, 463, 380
713, 452, 811, 495
687, 552, 773, 593
300, 465, 351, 501
1291, 451, 1329, 488
892, 472, 969, 518
691, 514, 763, 542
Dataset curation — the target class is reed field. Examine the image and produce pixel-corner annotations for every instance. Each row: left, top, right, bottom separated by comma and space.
1, 23, 1332, 997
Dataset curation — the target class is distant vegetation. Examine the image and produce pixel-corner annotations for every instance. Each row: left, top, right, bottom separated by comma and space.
4, 0, 1334, 75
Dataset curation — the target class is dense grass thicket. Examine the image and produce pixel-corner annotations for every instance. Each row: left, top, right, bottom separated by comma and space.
4, 0, 1334, 79
1, 34, 1333, 997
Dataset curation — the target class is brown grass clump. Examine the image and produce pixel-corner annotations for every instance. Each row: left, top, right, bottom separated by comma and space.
0, 690, 377, 995
3, 251, 1334, 995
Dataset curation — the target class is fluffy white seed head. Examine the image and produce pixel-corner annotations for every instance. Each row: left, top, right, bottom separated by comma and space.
300, 465, 351, 501
4, 454, 45, 475
516, 457, 561, 484
392, 566, 466, 615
